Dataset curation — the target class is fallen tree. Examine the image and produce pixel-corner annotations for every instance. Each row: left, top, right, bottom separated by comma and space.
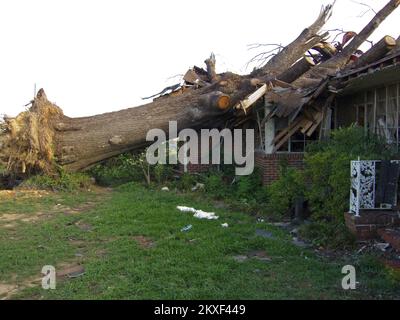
0, 0, 398, 176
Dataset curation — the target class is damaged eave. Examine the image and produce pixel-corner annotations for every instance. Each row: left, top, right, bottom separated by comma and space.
331, 51, 400, 96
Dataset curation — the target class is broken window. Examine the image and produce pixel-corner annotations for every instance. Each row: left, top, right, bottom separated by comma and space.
336, 82, 400, 149
274, 117, 318, 153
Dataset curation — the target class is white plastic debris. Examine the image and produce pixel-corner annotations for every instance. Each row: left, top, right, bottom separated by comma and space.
177, 206, 219, 220
191, 183, 205, 192
162, 187, 169, 192
177, 206, 197, 213
193, 210, 219, 220
221, 223, 229, 228
375, 243, 390, 252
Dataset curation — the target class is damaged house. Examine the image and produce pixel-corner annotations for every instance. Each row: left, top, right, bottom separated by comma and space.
249, 39, 400, 244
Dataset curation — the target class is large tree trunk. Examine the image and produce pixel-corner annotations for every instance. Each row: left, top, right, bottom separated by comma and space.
2, 74, 255, 174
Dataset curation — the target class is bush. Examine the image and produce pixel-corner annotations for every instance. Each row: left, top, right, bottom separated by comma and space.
22, 171, 93, 191
204, 171, 228, 198
90, 153, 143, 186
90, 152, 175, 186
266, 167, 304, 220
234, 168, 265, 201
177, 172, 197, 191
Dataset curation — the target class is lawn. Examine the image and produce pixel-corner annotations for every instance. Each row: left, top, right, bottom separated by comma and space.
0, 183, 398, 300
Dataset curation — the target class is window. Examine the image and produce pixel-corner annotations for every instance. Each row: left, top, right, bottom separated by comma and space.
340, 82, 400, 149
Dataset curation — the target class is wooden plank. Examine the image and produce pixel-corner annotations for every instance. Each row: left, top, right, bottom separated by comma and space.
306, 112, 324, 136
272, 118, 302, 144
234, 84, 268, 112
301, 120, 314, 134
274, 119, 306, 152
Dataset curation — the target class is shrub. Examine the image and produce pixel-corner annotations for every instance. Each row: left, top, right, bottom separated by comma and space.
178, 172, 197, 191
90, 153, 142, 186
204, 171, 228, 199
234, 168, 265, 201
22, 171, 92, 191
266, 167, 304, 220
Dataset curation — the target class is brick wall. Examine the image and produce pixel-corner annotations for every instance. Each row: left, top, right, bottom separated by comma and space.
180, 163, 214, 174
255, 151, 305, 185
344, 210, 400, 240
178, 150, 305, 181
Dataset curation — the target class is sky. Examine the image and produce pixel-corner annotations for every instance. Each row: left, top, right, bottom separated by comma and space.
0, 0, 399, 118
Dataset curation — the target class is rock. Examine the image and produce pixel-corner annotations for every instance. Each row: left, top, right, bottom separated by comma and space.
268, 222, 291, 228
233, 255, 248, 263
255, 229, 275, 239
221, 223, 229, 228
292, 237, 310, 248
248, 250, 272, 262
57, 265, 85, 279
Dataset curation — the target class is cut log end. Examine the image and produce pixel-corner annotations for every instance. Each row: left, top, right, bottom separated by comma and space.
199, 91, 231, 111
217, 95, 231, 110
384, 35, 397, 46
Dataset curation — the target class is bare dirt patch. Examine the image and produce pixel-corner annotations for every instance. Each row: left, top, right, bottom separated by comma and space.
133, 236, 156, 249
0, 212, 47, 229
0, 284, 17, 299
0, 189, 50, 200
53, 201, 98, 216
0, 275, 42, 300
75, 221, 93, 232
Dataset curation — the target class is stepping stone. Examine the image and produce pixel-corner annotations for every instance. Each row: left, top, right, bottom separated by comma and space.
292, 237, 310, 248
233, 255, 248, 263
255, 229, 275, 239
57, 265, 85, 279
248, 250, 272, 262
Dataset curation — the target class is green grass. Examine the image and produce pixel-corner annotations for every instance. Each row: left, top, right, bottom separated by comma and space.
0, 183, 398, 300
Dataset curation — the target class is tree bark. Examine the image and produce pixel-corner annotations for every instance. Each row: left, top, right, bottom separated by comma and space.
277, 55, 315, 84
